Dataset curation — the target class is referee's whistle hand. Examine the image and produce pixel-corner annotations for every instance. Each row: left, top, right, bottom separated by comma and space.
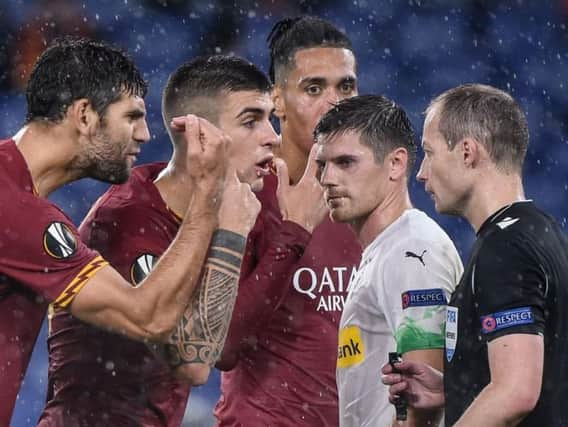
380, 360, 445, 410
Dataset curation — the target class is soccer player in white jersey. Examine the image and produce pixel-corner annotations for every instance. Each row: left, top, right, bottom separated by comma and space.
314, 95, 463, 427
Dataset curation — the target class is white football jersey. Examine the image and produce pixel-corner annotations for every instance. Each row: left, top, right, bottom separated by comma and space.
336, 209, 463, 427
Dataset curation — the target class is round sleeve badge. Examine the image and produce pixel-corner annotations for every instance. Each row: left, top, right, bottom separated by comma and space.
130, 253, 157, 285
481, 315, 497, 333
43, 222, 78, 259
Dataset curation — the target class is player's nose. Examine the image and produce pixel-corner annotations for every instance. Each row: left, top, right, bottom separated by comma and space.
416, 159, 427, 182
135, 119, 151, 144
322, 93, 340, 113
264, 122, 280, 149
319, 163, 336, 186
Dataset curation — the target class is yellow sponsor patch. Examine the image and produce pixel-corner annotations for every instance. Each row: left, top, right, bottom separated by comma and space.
337, 325, 364, 368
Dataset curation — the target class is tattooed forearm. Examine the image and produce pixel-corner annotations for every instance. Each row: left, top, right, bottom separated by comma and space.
163, 229, 246, 367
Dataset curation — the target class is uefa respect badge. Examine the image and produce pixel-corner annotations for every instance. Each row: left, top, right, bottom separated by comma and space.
401, 288, 447, 309
445, 306, 458, 362
480, 306, 534, 334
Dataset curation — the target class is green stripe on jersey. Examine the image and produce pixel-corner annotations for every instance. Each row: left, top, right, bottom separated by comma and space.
395, 317, 445, 354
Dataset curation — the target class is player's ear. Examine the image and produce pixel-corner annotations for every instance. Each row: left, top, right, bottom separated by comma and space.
388, 147, 408, 181
68, 98, 98, 136
461, 138, 480, 168
272, 86, 285, 120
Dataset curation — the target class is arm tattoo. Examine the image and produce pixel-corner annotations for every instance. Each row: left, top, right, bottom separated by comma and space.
163, 229, 246, 367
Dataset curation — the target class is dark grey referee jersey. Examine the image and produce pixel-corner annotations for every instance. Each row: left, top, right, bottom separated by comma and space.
445, 201, 568, 426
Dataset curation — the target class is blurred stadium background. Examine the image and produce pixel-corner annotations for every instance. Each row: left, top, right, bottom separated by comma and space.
2, 0, 567, 425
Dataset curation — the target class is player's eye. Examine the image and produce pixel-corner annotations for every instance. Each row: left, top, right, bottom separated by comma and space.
306, 85, 322, 96
338, 158, 354, 168
339, 81, 355, 94
243, 119, 256, 129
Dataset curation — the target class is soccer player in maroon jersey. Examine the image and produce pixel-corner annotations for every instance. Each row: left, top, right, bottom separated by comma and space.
214, 16, 361, 426
0, 38, 240, 425
39, 56, 276, 426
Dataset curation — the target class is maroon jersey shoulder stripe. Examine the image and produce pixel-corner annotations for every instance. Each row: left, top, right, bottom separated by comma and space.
52, 255, 108, 310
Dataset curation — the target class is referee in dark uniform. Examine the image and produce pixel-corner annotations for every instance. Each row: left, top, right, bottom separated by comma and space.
381, 83, 568, 426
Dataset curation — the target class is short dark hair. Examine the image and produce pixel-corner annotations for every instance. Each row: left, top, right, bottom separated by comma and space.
267, 16, 353, 83
314, 95, 417, 177
162, 55, 272, 129
427, 83, 529, 172
26, 36, 147, 124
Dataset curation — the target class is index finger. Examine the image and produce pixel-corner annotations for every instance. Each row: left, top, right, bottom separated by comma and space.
381, 373, 403, 386
273, 158, 290, 191
300, 144, 320, 182
179, 114, 202, 152
388, 360, 421, 376
170, 116, 186, 132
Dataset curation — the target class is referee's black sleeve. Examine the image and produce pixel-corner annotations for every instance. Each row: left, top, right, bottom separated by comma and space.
473, 231, 546, 342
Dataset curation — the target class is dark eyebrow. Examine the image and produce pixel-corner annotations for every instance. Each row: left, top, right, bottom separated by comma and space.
338, 76, 357, 85
332, 154, 357, 163
299, 77, 327, 87
126, 108, 146, 119
236, 107, 265, 119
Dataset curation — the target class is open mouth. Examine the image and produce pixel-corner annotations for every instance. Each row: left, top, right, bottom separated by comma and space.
255, 157, 273, 177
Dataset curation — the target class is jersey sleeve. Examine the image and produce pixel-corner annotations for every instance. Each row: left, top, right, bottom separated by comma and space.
473, 232, 546, 342
80, 203, 172, 285
0, 195, 106, 308
377, 237, 462, 355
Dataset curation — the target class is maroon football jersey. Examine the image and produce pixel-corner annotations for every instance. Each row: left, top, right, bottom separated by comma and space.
39, 163, 190, 427
0, 139, 105, 426
215, 173, 362, 426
